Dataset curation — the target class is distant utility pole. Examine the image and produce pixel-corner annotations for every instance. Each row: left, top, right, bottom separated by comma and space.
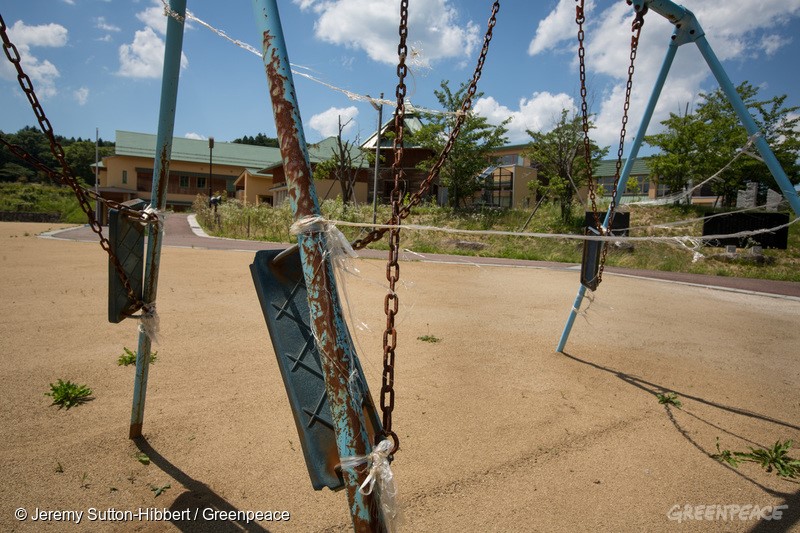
95, 127, 100, 224
369, 93, 383, 225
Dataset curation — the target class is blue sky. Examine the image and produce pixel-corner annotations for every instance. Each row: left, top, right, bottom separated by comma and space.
2, 0, 799, 154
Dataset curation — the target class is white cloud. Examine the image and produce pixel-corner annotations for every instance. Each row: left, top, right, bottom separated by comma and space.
137, 1, 168, 36
61, 0, 75, 5
73, 87, 89, 105
759, 34, 790, 56
295, 0, 478, 66
309, 106, 359, 138
95, 17, 121, 32
118, 1, 188, 79
184, 132, 207, 140
97, 35, 113, 43
0, 21, 68, 98
528, 0, 594, 56
118, 27, 168, 78
7, 20, 68, 48
528, 0, 800, 149
475, 92, 577, 144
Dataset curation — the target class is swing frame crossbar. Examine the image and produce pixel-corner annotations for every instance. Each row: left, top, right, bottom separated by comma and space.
556, 0, 800, 353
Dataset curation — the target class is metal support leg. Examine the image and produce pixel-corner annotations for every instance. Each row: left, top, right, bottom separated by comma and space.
556, 38, 680, 353
694, 35, 800, 217
129, 0, 186, 438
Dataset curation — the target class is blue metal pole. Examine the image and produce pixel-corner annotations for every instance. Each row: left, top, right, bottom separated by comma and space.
556, 34, 681, 353
693, 35, 800, 217
129, 0, 186, 438
251, 1, 381, 530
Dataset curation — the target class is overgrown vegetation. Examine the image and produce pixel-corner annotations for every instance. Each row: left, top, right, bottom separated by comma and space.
45, 379, 93, 409
0, 183, 88, 223
194, 195, 800, 282
713, 438, 800, 479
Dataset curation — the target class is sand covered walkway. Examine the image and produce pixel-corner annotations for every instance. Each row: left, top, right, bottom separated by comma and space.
1, 221, 798, 532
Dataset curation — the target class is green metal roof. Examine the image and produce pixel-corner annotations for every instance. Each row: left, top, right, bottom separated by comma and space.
253, 136, 369, 173
594, 157, 651, 177
114, 130, 282, 168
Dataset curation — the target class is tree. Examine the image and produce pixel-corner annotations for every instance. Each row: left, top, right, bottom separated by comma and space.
645, 81, 800, 206
524, 109, 607, 223
312, 117, 366, 205
64, 141, 113, 185
232, 133, 279, 148
411, 80, 509, 208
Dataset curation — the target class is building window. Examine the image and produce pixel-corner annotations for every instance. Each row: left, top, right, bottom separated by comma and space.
497, 154, 519, 166
122, 170, 128, 184
197, 177, 207, 190
179, 176, 189, 188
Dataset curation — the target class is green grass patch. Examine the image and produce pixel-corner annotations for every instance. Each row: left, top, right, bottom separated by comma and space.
713, 438, 800, 478
0, 183, 88, 223
45, 379, 93, 409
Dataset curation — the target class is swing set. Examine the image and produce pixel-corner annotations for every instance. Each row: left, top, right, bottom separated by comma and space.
2, 0, 799, 531
558, 0, 800, 354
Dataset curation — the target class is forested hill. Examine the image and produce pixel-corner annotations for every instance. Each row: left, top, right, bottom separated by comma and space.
0, 126, 114, 186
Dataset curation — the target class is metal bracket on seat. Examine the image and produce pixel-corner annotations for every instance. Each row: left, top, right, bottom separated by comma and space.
108, 199, 147, 323
250, 248, 381, 491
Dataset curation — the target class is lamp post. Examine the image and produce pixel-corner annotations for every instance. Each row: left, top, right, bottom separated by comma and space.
369, 93, 383, 225
208, 136, 214, 204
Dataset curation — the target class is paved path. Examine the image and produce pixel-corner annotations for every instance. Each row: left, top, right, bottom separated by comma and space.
46, 213, 800, 299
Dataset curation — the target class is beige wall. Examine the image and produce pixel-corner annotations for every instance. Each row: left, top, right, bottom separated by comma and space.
238, 172, 275, 205
315, 179, 368, 204
512, 166, 537, 208
101, 155, 245, 206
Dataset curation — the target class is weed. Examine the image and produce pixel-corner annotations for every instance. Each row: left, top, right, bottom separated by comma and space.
55, 462, 64, 474
80, 472, 90, 489
656, 392, 682, 408
712, 439, 800, 478
417, 334, 441, 343
150, 483, 171, 497
45, 379, 93, 409
117, 347, 157, 366
135, 452, 150, 466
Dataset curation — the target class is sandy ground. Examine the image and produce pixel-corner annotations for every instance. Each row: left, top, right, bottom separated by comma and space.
1, 221, 799, 532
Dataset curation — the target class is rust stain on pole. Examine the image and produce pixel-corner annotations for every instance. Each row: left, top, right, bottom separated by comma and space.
253, 3, 383, 527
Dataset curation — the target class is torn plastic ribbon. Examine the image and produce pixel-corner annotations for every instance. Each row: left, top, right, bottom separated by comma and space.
340, 439, 400, 531
138, 303, 160, 344
290, 215, 358, 272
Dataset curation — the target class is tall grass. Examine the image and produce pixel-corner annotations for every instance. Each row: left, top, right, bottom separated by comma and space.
0, 183, 88, 223
193, 195, 800, 282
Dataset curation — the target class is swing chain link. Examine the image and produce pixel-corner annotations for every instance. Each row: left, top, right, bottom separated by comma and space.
378, 0, 410, 454
0, 13, 154, 314
576, 0, 646, 283
350, 0, 500, 252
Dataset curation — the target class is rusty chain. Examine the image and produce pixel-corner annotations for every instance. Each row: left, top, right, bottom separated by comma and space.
371, 0, 501, 456
378, 0, 409, 455
351, 1, 501, 251
576, 0, 646, 284
0, 13, 154, 314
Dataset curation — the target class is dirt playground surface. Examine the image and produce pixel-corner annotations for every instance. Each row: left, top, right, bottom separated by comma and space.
1, 221, 798, 532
